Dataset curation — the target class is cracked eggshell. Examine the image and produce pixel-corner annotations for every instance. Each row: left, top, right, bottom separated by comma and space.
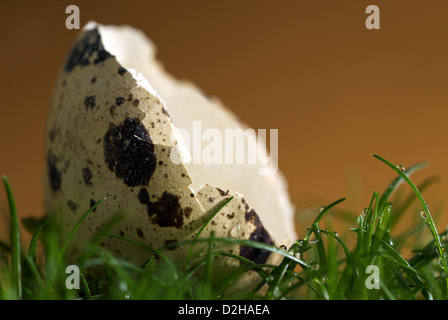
44, 22, 295, 278
98, 23, 296, 247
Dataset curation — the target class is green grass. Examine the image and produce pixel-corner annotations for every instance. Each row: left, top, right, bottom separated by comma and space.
0, 154, 447, 300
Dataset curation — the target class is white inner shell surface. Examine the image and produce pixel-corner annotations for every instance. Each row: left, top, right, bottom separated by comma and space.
88, 22, 296, 246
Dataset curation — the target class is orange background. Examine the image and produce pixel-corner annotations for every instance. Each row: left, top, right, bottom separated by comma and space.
1, 0, 448, 243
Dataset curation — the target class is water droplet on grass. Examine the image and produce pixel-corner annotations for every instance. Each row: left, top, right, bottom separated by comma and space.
396, 164, 406, 172
362, 208, 368, 217
438, 257, 446, 268
420, 210, 428, 219
310, 261, 320, 271
320, 206, 326, 213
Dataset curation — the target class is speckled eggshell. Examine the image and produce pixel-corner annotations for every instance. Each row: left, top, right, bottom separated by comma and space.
195, 185, 281, 287
44, 23, 280, 274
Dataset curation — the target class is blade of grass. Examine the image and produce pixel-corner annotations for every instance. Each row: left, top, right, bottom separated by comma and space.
391, 176, 440, 228
28, 214, 57, 263
202, 231, 216, 299
362, 191, 378, 231
302, 198, 346, 248
186, 196, 234, 269
176, 236, 311, 268
80, 272, 92, 300
214, 260, 273, 295
101, 232, 178, 281
23, 255, 43, 297
364, 191, 380, 256
421, 268, 444, 300
58, 197, 106, 264
378, 161, 428, 209
324, 229, 338, 299
265, 198, 345, 300
314, 228, 327, 273
369, 201, 391, 257
379, 279, 396, 300
46, 197, 106, 290
372, 154, 448, 292
264, 257, 290, 300
2, 175, 21, 299
327, 231, 351, 261
379, 240, 424, 279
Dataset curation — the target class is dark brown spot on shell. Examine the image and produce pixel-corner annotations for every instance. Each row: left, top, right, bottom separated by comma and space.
94, 49, 112, 65
217, 188, 228, 196
67, 200, 77, 213
136, 228, 145, 240
64, 28, 112, 73
109, 105, 116, 117
84, 96, 96, 110
49, 127, 58, 143
48, 151, 62, 192
116, 97, 125, 106
239, 209, 274, 264
147, 192, 188, 229
90, 199, 97, 212
118, 67, 127, 75
133, 99, 140, 107
161, 106, 170, 118
184, 207, 193, 219
82, 167, 93, 186
103, 118, 156, 187
138, 188, 149, 204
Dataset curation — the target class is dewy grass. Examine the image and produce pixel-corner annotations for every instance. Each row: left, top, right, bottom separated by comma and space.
1, 154, 448, 300
372, 154, 448, 291
1, 176, 21, 299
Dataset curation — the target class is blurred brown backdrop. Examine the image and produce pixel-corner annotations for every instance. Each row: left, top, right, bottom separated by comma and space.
1, 0, 448, 243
